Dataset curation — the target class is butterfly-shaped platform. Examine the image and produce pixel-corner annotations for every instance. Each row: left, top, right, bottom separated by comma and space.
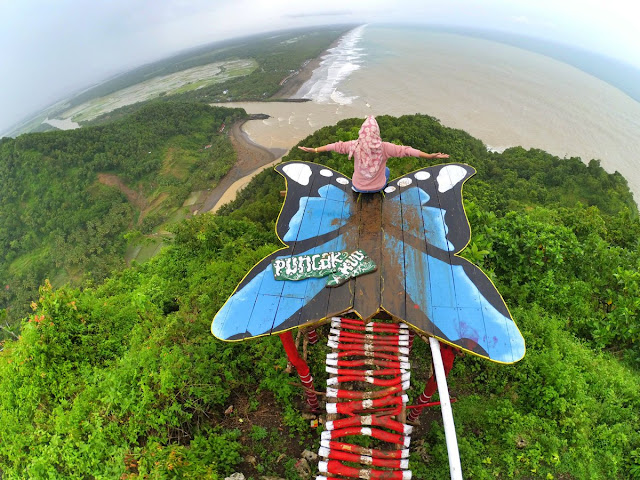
211, 161, 525, 364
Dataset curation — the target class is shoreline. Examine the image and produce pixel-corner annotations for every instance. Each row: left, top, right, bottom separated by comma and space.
235, 114, 288, 157
203, 32, 352, 213
271, 35, 343, 99
199, 118, 285, 214
207, 26, 640, 210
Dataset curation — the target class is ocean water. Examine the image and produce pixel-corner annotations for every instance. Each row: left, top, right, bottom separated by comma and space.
226, 25, 640, 203
296, 25, 367, 105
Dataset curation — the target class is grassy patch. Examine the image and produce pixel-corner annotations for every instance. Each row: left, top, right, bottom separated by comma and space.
8, 245, 51, 277
160, 145, 200, 180
132, 237, 165, 263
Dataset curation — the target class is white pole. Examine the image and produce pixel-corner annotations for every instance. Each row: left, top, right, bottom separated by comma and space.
429, 337, 463, 480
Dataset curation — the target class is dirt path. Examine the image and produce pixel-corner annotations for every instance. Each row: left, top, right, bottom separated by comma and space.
97, 118, 287, 222
97, 173, 146, 209
199, 118, 287, 213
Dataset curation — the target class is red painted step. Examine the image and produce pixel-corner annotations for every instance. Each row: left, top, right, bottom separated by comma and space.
317, 317, 413, 480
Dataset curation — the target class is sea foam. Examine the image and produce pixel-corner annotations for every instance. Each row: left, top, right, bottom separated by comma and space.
296, 25, 367, 104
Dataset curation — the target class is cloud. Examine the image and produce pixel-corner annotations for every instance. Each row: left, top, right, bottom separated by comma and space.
512, 15, 530, 24
511, 14, 556, 30
286, 10, 354, 18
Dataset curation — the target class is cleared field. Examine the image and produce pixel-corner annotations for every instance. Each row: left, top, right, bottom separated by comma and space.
59, 59, 257, 123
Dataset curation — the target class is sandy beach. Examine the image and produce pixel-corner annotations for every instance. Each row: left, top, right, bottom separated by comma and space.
205, 37, 348, 213
200, 118, 286, 214
272, 36, 343, 99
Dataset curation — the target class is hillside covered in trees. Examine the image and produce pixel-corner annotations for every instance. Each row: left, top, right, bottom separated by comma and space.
1, 112, 640, 479
0, 102, 245, 329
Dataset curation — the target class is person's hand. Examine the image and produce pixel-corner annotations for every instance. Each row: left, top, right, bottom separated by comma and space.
298, 146, 316, 153
433, 153, 449, 159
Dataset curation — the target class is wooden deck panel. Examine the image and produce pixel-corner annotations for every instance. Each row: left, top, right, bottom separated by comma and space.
394, 179, 439, 334
277, 171, 336, 332
324, 191, 358, 318
380, 188, 407, 323
244, 162, 329, 337
353, 194, 383, 319
426, 167, 481, 355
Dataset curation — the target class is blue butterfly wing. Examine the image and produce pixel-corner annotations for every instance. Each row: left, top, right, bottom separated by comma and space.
211, 162, 359, 341
212, 160, 525, 362
381, 163, 525, 363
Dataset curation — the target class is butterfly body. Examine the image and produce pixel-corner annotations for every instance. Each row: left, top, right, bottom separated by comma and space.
212, 161, 525, 364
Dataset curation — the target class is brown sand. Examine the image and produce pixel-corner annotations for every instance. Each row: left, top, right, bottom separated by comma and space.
202, 36, 344, 214
272, 55, 321, 98
198, 119, 286, 214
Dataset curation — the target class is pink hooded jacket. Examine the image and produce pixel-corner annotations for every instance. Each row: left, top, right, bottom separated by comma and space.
323, 116, 422, 191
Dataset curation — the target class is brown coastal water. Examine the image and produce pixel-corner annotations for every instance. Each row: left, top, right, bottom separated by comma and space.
222, 26, 640, 203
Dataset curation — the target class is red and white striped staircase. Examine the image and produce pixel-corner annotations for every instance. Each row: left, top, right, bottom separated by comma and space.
316, 317, 414, 480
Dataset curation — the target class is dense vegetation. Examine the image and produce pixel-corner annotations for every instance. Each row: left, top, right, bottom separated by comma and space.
0, 102, 245, 329
1, 24, 352, 324
1, 113, 640, 479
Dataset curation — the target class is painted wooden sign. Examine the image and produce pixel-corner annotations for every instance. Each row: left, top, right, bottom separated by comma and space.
326, 250, 377, 287
211, 161, 526, 364
273, 249, 377, 285
272, 251, 348, 281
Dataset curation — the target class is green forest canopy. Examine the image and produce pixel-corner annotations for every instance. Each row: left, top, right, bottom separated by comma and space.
0, 102, 245, 326
1, 111, 640, 479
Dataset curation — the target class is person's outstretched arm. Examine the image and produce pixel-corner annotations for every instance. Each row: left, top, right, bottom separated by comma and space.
418, 151, 449, 159
298, 146, 328, 153
298, 140, 355, 155
384, 143, 449, 160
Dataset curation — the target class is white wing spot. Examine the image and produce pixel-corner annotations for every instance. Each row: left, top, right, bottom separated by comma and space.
282, 163, 312, 186
384, 186, 397, 193
414, 171, 431, 181
397, 177, 412, 187
320, 169, 333, 177
437, 165, 467, 192
336, 177, 349, 185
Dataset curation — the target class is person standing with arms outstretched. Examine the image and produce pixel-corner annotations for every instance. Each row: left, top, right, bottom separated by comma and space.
299, 116, 449, 193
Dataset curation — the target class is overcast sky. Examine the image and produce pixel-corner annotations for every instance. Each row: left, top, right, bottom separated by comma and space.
1, 0, 639, 135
